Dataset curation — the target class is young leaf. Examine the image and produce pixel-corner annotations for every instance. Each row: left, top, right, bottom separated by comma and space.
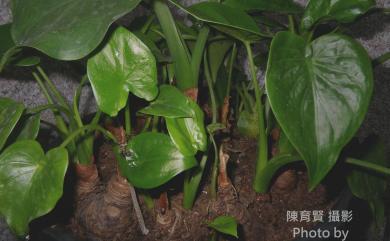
87, 27, 158, 116
166, 100, 207, 156
11, 0, 141, 60
13, 56, 41, 67
0, 140, 68, 236
223, 0, 302, 14
16, 114, 41, 141
237, 110, 259, 139
168, 0, 262, 36
0, 98, 24, 151
301, 0, 375, 30
116, 132, 197, 189
139, 85, 194, 118
266, 31, 373, 189
347, 137, 387, 225
208, 215, 238, 238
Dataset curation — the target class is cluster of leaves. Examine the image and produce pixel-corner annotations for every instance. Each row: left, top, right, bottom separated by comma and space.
0, 0, 389, 238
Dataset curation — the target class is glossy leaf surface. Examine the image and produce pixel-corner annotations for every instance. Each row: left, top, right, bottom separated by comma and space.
87, 27, 158, 116
0, 141, 68, 235
223, 0, 302, 13
208, 215, 238, 238
117, 132, 197, 189
139, 85, 193, 118
11, 0, 141, 60
266, 31, 373, 189
166, 100, 207, 156
16, 114, 40, 141
168, 0, 261, 36
0, 98, 24, 151
301, 0, 375, 30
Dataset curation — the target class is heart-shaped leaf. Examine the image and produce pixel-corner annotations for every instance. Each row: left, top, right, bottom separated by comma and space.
166, 100, 207, 156
87, 27, 158, 116
139, 85, 193, 118
0, 140, 68, 235
168, 0, 261, 36
116, 132, 197, 189
208, 215, 238, 238
266, 31, 373, 189
0, 98, 24, 151
301, 0, 375, 30
223, 0, 302, 14
11, 0, 141, 60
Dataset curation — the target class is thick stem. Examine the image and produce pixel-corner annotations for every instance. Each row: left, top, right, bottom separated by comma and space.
125, 101, 131, 136
210, 135, 219, 199
244, 42, 268, 192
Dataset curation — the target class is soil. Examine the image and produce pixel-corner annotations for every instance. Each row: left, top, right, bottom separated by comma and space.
30, 134, 334, 241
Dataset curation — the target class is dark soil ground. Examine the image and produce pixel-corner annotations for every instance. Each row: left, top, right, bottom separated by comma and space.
28, 132, 334, 241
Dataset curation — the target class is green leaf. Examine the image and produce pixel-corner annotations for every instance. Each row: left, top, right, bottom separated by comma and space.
139, 85, 194, 118
237, 110, 259, 139
13, 56, 40, 67
0, 24, 20, 72
347, 137, 387, 225
0, 24, 14, 57
16, 114, 40, 141
266, 31, 373, 189
208, 215, 238, 238
166, 100, 207, 156
0, 140, 68, 235
0, 98, 24, 151
301, 0, 375, 30
207, 39, 233, 83
116, 132, 197, 189
11, 0, 141, 60
153, 0, 195, 91
87, 27, 158, 116
223, 0, 302, 14
168, 0, 262, 36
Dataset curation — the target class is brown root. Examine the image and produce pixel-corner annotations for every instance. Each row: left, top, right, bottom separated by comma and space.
273, 169, 298, 191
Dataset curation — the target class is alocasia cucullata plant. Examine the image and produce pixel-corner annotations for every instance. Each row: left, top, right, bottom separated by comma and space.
0, 0, 389, 239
